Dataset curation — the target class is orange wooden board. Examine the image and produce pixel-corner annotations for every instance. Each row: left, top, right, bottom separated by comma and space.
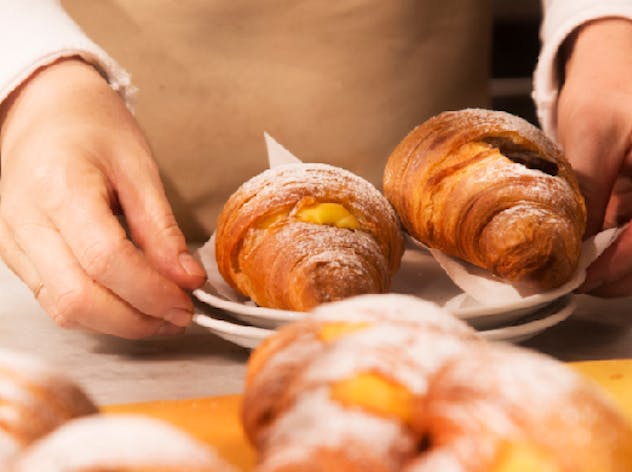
104, 359, 632, 471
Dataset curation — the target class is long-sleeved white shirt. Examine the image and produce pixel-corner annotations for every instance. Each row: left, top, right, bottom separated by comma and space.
0, 0, 134, 109
534, 0, 632, 139
1, 0, 631, 138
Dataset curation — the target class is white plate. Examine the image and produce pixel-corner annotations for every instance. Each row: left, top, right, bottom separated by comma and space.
480, 295, 576, 343
193, 226, 620, 330
192, 287, 302, 329
193, 294, 576, 350
192, 314, 271, 349
193, 236, 558, 329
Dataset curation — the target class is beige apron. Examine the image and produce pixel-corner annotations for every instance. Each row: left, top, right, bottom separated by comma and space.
62, 0, 491, 242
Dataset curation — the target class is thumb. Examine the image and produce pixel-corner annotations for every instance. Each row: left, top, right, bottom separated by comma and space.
113, 153, 206, 290
557, 115, 622, 237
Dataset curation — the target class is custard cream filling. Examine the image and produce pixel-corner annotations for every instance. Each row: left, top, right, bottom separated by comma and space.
491, 440, 560, 472
295, 202, 359, 229
330, 371, 414, 424
317, 322, 370, 343
257, 202, 359, 230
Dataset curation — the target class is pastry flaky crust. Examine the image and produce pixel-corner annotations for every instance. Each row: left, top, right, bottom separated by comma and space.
0, 349, 98, 467
215, 163, 404, 311
11, 416, 236, 472
242, 294, 632, 472
383, 108, 587, 291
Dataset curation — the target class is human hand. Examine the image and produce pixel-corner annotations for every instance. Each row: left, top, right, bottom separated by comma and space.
556, 18, 632, 297
0, 58, 206, 338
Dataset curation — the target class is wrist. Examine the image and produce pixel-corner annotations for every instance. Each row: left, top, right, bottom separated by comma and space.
563, 18, 632, 87
0, 57, 111, 150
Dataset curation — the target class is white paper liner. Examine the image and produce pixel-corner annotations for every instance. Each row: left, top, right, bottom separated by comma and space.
193, 133, 622, 331
438, 226, 623, 316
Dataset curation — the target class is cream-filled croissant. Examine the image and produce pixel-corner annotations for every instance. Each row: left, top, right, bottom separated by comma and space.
0, 349, 97, 467
11, 415, 236, 472
383, 108, 587, 291
242, 294, 632, 472
215, 163, 404, 311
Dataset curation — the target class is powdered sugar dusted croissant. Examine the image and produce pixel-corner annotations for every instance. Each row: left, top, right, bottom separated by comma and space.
242, 294, 632, 471
383, 108, 586, 291
11, 415, 236, 472
406, 344, 632, 472
0, 349, 97, 466
215, 163, 404, 311
242, 294, 479, 448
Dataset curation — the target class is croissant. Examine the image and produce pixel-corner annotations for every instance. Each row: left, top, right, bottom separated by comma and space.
0, 348, 97, 466
383, 108, 587, 291
215, 163, 404, 311
11, 415, 236, 472
242, 294, 632, 472
242, 294, 479, 448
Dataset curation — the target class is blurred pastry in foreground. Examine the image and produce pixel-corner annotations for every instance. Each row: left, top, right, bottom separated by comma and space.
243, 294, 632, 471
11, 415, 236, 472
383, 108, 586, 291
0, 348, 97, 466
215, 163, 404, 311
406, 344, 632, 471
242, 294, 480, 447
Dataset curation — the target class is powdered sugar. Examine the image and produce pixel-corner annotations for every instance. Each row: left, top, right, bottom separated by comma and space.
236, 163, 395, 222
260, 389, 413, 471
447, 109, 561, 159
311, 294, 478, 338
0, 349, 97, 445
216, 161, 404, 310
300, 326, 470, 395
258, 222, 386, 275
0, 432, 20, 468
231, 163, 401, 255
248, 295, 632, 470
0, 349, 95, 416
12, 415, 234, 471
407, 342, 626, 469
463, 153, 578, 215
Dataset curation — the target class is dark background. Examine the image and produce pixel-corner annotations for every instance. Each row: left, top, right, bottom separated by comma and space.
491, 0, 541, 124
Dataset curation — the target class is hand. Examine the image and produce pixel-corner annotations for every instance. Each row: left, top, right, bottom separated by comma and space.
556, 18, 632, 297
0, 58, 206, 338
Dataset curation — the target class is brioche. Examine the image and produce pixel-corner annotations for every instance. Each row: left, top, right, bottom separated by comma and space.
383, 109, 587, 291
215, 163, 404, 311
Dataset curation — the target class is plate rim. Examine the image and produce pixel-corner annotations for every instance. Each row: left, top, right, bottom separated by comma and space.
480, 295, 576, 342
193, 295, 576, 348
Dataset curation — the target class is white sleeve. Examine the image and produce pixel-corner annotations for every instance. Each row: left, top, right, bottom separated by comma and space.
0, 0, 136, 110
534, 0, 632, 140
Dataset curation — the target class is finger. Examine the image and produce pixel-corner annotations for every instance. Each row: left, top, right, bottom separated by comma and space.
110, 151, 206, 289
46, 182, 195, 327
578, 225, 632, 293
603, 165, 632, 228
0, 215, 42, 295
557, 118, 621, 237
587, 272, 632, 298
10, 214, 178, 339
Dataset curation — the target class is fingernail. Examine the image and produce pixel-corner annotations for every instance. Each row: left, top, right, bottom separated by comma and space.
156, 322, 185, 336
178, 252, 206, 278
165, 308, 193, 327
